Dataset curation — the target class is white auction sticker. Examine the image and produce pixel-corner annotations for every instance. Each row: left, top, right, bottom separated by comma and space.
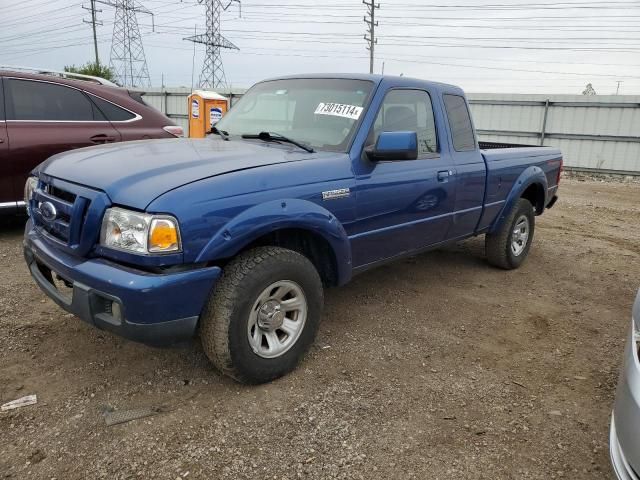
315, 102, 363, 120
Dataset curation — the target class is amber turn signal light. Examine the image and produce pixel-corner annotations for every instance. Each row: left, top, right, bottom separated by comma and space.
148, 218, 180, 253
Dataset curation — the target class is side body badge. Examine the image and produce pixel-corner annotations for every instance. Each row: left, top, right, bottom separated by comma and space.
322, 188, 350, 201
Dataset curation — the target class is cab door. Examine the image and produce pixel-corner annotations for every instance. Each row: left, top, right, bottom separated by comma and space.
350, 88, 456, 267
442, 93, 487, 238
4, 78, 121, 198
0, 78, 14, 208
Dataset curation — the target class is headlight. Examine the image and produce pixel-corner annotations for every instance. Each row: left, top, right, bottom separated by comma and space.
100, 207, 181, 254
24, 177, 38, 215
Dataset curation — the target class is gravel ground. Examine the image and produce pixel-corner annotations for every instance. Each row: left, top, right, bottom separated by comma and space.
1, 177, 639, 479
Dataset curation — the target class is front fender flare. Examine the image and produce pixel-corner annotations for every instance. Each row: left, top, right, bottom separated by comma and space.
195, 199, 352, 284
489, 166, 548, 234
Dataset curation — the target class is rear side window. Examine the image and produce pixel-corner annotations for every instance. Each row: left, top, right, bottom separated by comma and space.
6, 79, 96, 121
443, 94, 476, 152
90, 95, 136, 121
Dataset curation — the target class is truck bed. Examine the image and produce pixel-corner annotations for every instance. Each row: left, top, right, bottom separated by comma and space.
476, 142, 562, 232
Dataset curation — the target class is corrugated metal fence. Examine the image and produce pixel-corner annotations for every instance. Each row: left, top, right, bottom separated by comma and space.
468, 93, 640, 175
139, 88, 640, 175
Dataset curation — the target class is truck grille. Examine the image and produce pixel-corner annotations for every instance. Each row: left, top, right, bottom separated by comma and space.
32, 180, 89, 246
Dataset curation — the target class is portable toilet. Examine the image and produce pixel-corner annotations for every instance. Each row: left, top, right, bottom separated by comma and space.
188, 90, 229, 138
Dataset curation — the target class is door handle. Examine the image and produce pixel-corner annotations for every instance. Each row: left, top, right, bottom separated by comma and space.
90, 134, 116, 144
0, 138, 4, 143
437, 170, 453, 182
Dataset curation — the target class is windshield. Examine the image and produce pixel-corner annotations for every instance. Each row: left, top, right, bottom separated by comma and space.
216, 78, 374, 152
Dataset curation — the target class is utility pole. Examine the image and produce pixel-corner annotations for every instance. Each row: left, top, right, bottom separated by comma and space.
185, 0, 241, 89
83, 0, 102, 65
363, 0, 379, 74
616, 81, 622, 95
97, 0, 153, 87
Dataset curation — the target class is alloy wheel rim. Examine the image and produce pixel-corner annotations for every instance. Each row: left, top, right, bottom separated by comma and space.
247, 280, 308, 359
511, 215, 530, 257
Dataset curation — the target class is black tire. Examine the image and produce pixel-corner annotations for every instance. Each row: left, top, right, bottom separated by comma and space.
485, 198, 535, 270
200, 246, 323, 384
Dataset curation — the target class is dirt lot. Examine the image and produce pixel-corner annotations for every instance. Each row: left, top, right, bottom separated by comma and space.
1, 178, 639, 480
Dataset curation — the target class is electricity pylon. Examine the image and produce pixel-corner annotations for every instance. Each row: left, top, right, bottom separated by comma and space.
185, 0, 240, 89
98, 0, 153, 87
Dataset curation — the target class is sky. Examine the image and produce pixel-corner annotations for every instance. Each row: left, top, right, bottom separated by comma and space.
1, 0, 640, 94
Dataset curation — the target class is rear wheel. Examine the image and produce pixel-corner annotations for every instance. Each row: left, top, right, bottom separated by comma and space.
200, 246, 323, 384
485, 198, 535, 270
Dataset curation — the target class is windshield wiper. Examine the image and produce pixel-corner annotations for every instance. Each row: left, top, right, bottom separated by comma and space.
241, 131, 315, 153
210, 126, 229, 140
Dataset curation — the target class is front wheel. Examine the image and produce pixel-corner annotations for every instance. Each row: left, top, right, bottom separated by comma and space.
485, 198, 535, 270
199, 246, 323, 384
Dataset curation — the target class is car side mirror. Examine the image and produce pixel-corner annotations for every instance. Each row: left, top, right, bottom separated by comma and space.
365, 131, 418, 161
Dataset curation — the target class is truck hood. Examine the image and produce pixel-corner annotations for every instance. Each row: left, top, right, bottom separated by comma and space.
38, 138, 319, 209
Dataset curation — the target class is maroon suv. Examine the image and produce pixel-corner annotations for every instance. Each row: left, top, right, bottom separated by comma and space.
0, 69, 182, 212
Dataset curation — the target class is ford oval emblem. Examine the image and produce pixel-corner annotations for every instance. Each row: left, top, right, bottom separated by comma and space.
40, 201, 57, 222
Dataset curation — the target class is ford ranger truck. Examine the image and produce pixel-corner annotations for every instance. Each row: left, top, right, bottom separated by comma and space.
23, 74, 561, 384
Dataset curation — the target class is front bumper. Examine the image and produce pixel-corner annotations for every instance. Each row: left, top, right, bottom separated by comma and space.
24, 219, 222, 346
611, 309, 640, 479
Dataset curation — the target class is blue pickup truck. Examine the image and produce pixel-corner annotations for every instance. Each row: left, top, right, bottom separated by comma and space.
23, 74, 561, 383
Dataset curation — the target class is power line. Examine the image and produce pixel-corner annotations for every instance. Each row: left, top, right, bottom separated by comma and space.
131, 8, 640, 27
239, 1, 640, 7
137, 36, 640, 81
163, 41, 640, 79
131, 25, 640, 53
378, 34, 640, 42
379, 55, 640, 80
238, 1, 640, 11
0, 0, 75, 16
378, 39, 640, 52
146, 24, 640, 42
4, 0, 640, 93
221, 15, 640, 31
2, 37, 112, 59
0, 24, 85, 43
227, 7, 640, 20
140, 26, 640, 45
0, 4, 84, 27
144, 39, 640, 70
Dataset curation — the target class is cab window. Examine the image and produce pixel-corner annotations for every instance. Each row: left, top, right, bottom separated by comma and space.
370, 89, 438, 157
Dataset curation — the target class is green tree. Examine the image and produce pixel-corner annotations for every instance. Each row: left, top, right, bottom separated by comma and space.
64, 62, 116, 83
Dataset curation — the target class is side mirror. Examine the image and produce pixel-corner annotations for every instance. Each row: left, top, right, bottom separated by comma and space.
365, 131, 418, 161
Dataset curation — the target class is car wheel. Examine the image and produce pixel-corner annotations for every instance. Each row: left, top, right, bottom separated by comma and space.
200, 246, 323, 384
485, 198, 535, 270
